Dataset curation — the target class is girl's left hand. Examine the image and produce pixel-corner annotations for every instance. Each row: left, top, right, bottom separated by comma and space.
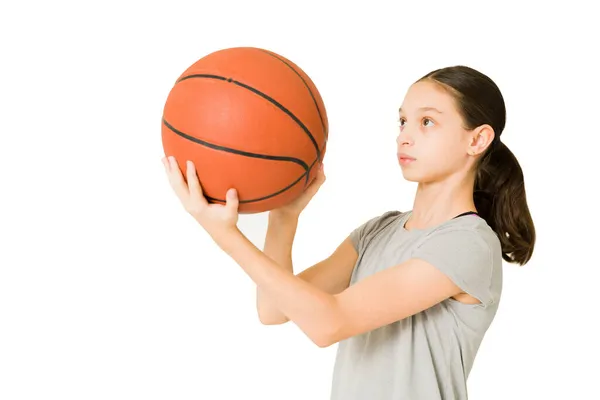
162, 156, 240, 241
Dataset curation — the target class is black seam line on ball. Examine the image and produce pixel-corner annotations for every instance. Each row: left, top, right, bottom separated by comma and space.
177, 73, 321, 161
256, 49, 327, 140
205, 156, 321, 204
163, 119, 311, 178
206, 172, 305, 204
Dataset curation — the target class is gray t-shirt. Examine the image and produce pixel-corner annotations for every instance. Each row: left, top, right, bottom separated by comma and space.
330, 210, 503, 400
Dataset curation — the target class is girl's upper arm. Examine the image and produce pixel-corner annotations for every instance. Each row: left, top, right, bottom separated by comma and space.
296, 236, 358, 295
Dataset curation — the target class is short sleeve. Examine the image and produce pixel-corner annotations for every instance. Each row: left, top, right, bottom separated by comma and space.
349, 216, 378, 250
412, 227, 495, 306
349, 211, 403, 253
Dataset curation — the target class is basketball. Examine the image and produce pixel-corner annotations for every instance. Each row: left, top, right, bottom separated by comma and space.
161, 47, 328, 214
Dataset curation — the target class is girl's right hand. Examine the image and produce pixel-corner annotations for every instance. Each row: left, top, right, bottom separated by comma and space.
269, 163, 326, 220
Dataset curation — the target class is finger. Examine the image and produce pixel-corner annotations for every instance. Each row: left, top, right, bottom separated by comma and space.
225, 188, 239, 213
316, 163, 326, 182
186, 160, 209, 207
166, 156, 190, 202
301, 166, 325, 197
310, 164, 326, 187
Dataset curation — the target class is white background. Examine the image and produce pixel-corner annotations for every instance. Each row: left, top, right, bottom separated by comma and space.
1, 1, 599, 399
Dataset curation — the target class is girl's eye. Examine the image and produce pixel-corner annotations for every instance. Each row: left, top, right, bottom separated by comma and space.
399, 118, 406, 130
422, 118, 434, 127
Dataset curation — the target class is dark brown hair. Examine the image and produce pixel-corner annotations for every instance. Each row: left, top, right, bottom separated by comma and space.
418, 66, 535, 265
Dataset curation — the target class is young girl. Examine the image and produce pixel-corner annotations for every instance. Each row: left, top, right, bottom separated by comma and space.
162, 65, 536, 399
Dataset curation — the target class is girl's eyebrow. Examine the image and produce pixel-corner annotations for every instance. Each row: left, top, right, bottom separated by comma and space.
399, 107, 444, 114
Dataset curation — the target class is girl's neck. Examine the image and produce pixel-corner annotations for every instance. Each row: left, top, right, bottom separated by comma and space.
405, 175, 476, 230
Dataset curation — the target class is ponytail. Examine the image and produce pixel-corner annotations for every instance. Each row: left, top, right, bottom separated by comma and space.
474, 140, 535, 265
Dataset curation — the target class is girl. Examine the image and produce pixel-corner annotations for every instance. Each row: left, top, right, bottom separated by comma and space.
162, 65, 535, 399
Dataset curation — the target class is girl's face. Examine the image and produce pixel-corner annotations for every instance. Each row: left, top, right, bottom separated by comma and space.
396, 80, 476, 184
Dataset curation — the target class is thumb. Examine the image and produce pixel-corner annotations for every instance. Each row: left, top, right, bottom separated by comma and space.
226, 188, 239, 211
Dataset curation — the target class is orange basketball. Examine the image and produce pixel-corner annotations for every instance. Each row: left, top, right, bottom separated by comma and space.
161, 47, 328, 214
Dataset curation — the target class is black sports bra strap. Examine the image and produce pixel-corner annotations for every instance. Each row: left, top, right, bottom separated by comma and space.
453, 211, 479, 219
